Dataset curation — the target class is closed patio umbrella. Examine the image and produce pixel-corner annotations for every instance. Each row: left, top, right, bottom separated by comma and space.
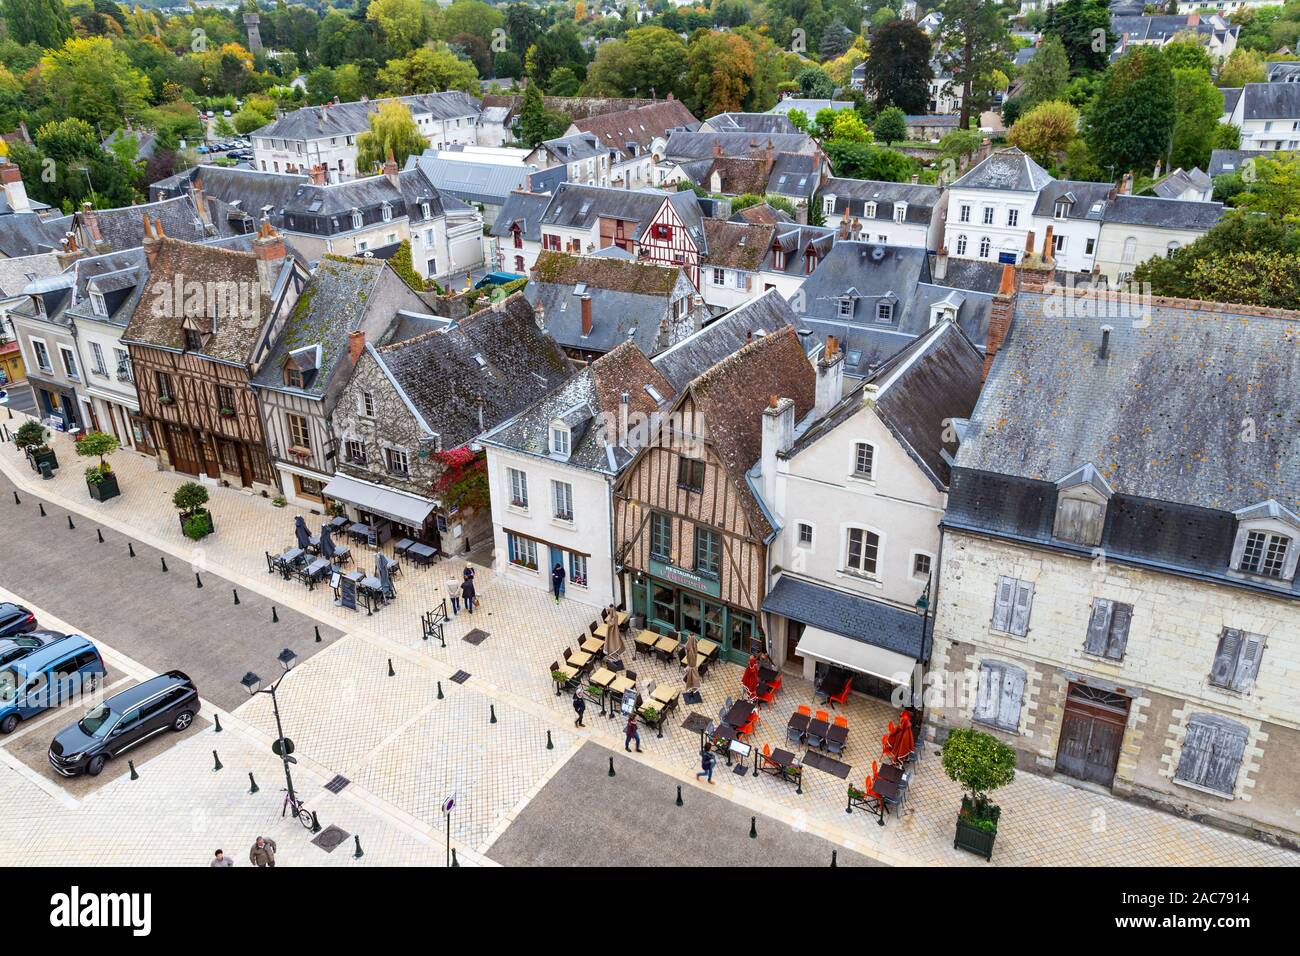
319, 524, 336, 561
377, 554, 395, 598
685, 633, 699, 670
604, 605, 625, 659
294, 515, 311, 550
684, 652, 701, 691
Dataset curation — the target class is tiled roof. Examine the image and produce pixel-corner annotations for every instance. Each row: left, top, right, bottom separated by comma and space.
481, 94, 657, 125
951, 147, 1053, 192
489, 190, 553, 241
570, 100, 699, 159
700, 157, 770, 195
763, 575, 929, 658
0, 253, 63, 297
94, 196, 211, 250
530, 250, 682, 296
729, 203, 794, 225
702, 220, 773, 271
652, 288, 798, 392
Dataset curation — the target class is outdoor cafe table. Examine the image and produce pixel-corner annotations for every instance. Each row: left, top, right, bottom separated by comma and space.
806, 717, 831, 748
696, 639, 719, 660
281, 546, 305, 565
876, 762, 904, 784
871, 774, 903, 819
407, 542, 436, 567
567, 649, 594, 669
327, 515, 349, 531
787, 711, 810, 741
826, 723, 848, 751
758, 663, 779, 684
588, 667, 617, 714
651, 683, 678, 708
654, 634, 681, 660
580, 635, 605, 656
634, 630, 658, 656
723, 700, 755, 729
394, 538, 415, 557
346, 522, 373, 545
759, 747, 802, 788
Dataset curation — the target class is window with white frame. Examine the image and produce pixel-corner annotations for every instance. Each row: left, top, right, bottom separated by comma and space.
838, 297, 853, 317
991, 576, 1034, 637
1209, 628, 1264, 692
360, 391, 375, 418
894, 203, 906, 223
979, 236, 991, 258
550, 424, 570, 458
381, 202, 392, 222
864, 201, 877, 218
507, 532, 539, 570
1237, 530, 1290, 578
1085, 237, 1095, 256
912, 552, 932, 579
508, 467, 529, 508
955, 234, 967, 256
90, 290, 107, 316
694, 527, 721, 578
60, 347, 79, 380
1174, 713, 1248, 796
568, 552, 588, 587
552, 480, 574, 521
713, 267, 725, 285
982, 206, 994, 225
973, 660, 1025, 731
1054, 199, 1070, 219
345, 439, 366, 464
852, 441, 874, 479
351, 210, 363, 230
844, 527, 879, 576
1006, 209, 1019, 227
384, 447, 409, 476
958, 204, 970, 223
876, 301, 894, 323
1121, 236, 1137, 264
1083, 598, 1133, 661
89, 342, 107, 376
798, 523, 813, 546
1054, 234, 1067, 253
114, 348, 132, 383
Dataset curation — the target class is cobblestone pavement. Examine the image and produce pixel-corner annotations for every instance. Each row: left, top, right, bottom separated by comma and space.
1, 414, 1297, 867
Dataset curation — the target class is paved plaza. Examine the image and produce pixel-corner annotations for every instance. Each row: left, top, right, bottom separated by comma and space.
0, 414, 1297, 867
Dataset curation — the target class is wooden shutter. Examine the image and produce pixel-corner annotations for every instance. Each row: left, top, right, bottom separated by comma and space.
1106, 602, 1133, 660
1175, 717, 1215, 786
1211, 628, 1242, 687
992, 577, 1015, 631
1203, 722, 1248, 795
997, 665, 1025, 730
1231, 633, 1265, 692
1085, 599, 1113, 656
1009, 580, 1034, 636
974, 663, 999, 721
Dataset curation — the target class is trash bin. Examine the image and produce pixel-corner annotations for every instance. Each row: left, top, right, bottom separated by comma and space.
39, 460, 54, 480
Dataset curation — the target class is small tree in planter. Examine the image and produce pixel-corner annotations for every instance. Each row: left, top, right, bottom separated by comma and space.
16, 421, 57, 472
75, 431, 121, 501
942, 727, 1016, 861
172, 481, 214, 539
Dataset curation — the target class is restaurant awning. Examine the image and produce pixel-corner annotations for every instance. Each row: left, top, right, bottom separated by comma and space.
322, 473, 435, 527
794, 627, 916, 687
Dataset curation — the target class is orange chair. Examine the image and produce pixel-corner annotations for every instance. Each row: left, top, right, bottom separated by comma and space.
834, 714, 848, 729
828, 678, 853, 709
737, 716, 757, 738
762, 743, 772, 759
797, 704, 811, 717
755, 684, 776, 707
815, 709, 829, 723
769, 674, 783, 693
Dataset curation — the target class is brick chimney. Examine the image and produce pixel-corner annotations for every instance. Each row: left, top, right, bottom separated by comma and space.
253, 220, 287, 298
80, 202, 104, 250
761, 395, 795, 505
382, 149, 400, 186
815, 335, 845, 419
933, 246, 949, 281
711, 141, 725, 159
347, 330, 365, 364
142, 214, 161, 269
192, 174, 211, 231
1187, 13, 1199, 25
57, 233, 84, 270
309, 164, 328, 186
763, 142, 775, 176
983, 264, 1016, 382
579, 293, 593, 337
0, 159, 30, 214
838, 213, 850, 240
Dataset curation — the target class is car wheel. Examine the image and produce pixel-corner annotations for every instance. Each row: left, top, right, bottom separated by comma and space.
0, 714, 17, 735
86, 755, 105, 777
173, 710, 194, 731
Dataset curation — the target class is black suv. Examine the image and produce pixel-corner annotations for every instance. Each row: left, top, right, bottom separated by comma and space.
49, 671, 200, 777
0, 603, 37, 638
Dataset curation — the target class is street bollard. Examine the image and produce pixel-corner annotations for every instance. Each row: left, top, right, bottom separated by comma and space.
160, 556, 168, 572
749, 816, 757, 839
248, 772, 259, 794
490, 704, 497, 724
39, 503, 45, 517
314, 625, 321, 643
213, 713, 222, 733
387, 658, 395, 677
310, 811, 322, 834
271, 606, 279, 623
129, 760, 139, 780
608, 756, 616, 777
212, 750, 222, 772
195, 572, 203, 589
546, 730, 553, 750
830, 849, 837, 867
97, 529, 104, 543
232, 589, 240, 605
676, 785, 683, 807
128, 542, 135, 557
67, 516, 74, 530
436, 680, 444, 700
451, 849, 460, 867
353, 835, 364, 859
12, 492, 18, 505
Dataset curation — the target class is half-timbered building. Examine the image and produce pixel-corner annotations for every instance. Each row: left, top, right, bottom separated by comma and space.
614, 325, 814, 665
123, 221, 307, 490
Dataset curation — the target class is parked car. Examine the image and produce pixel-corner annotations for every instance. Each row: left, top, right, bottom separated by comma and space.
0, 602, 37, 637
0, 635, 106, 735
196, 145, 210, 154
0, 630, 66, 668
48, 671, 199, 777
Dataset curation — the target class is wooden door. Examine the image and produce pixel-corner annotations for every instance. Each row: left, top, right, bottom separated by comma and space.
165, 424, 202, 475
1055, 684, 1130, 787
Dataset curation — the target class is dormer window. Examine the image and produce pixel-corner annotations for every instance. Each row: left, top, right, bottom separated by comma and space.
1053, 463, 1112, 547
894, 203, 907, 224
285, 366, 304, 389
1230, 501, 1300, 582
838, 297, 853, 318
550, 423, 571, 458
864, 201, 877, 218
183, 328, 203, 351
381, 201, 393, 222
89, 290, 107, 316
351, 209, 363, 230
875, 300, 894, 323
1054, 200, 1070, 219
421, 201, 431, 219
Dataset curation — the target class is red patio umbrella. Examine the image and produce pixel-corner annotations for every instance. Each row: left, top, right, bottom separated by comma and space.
888, 719, 915, 764
741, 661, 759, 697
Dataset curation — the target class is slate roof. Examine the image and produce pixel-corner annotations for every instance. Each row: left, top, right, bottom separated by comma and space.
765, 100, 854, 117
904, 114, 961, 128
1032, 180, 1113, 220
1111, 14, 1235, 43
958, 290, 1300, 514
278, 166, 447, 236
686, 326, 814, 539
540, 133, 605, 163
0, 213, 68, 258
570, 100, 699, 160
1238, 82, 1300, 120
823, 177, 941, 223
1100, 195, 1223, 230
482, 341, 674, 474
102, 127, 157, 162
0, 253, 63, 298
698, 157, 770, 196
489, 190, 553, 242
1150, 167, 1212, 200
1266, 61, 1300, 81
1207, 148, 1278, 178
652, 288, 797, 392
762, 575, 929, 658
663, 131, 816, 161
150, 165, 308, 227
705, 113, 799, 135
411, 153, 532, 207
1220, 87, 1243, 117
538, 183, 705, 248
702, 220, 773, 271
124, 237, 273, 364
951, 147, 1053, 192
252, 256, 390, 398
253, 92, 481, 141
767, 152, 821, 199
375, 292, 571, 448
93, 196, 212, 250
481, 94, 657, 126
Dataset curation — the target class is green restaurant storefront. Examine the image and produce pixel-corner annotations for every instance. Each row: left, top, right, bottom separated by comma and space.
627, 559, 762, 666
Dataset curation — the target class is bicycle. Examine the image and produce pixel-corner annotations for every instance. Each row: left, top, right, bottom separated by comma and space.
281, 788, 314, 830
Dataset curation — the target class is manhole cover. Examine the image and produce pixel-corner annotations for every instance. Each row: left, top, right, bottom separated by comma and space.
463, 628, 489, 645
450, 669, 471, 684
324, 774, 351, 794
312, 825, 350, 852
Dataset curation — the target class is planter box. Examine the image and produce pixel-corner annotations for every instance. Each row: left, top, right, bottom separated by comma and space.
28, 448, 58, 473
953, 815, 997, 861
87, 472, 120, 502
179, 509, 215, 539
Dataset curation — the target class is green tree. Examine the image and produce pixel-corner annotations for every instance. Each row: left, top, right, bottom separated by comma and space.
516, 82, 568, 147
863, 18, 932, 115
684, 31, 756, 117
378, 45, 479, 95
1008, 99, 1079, 166
233, 106, 272, 135
10, 117, 136, 210
872, 106, 907, 145
830, 109, 871, 142
1019, 35, 1070, 108
1043, 0, 1114, 76
1170, 68, 1223, 171
37, 36, 151, 132
547, 66, 580, 96
3, 0, 72, 49
1083, 46, 1175, 177
1235, 153, 1300, 223
824, 140, 913, 180
1161, 37, 1213, 74
432, 0, 505, 47
355, 101, 427, 172
937, 0, 1013, 128
942, 728, 1016, 822
365, 0, 427, 58
581, 26, 687, 99
797, 66, 835, 99
1218, 48, 1267, 87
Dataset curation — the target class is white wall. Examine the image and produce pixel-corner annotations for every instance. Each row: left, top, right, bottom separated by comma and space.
945, 187, 1034, 263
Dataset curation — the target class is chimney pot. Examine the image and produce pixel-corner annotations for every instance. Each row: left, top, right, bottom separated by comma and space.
580, 293, 593, 337
348, 330, 365, 364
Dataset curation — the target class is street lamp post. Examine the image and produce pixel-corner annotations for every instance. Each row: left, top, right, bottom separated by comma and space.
241, 647, 299, 806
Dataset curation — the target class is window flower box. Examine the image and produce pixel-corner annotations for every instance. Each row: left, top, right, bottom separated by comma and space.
219, 406, 236, 419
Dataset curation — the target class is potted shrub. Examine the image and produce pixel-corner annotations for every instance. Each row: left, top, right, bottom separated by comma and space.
17, 421, 57, 472
942, 728, 1016, 861
218, 405, 236, 419
172, 481, 214, 539
75, 430, 121, 501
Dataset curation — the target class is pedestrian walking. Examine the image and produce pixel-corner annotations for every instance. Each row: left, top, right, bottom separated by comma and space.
249, 836, 277, 868
461, 574, 477, 615
448, 578, 461, 614
696, 746, 716, 785
210, 848, 234, 867
624, 714, 642, 752
573, 691, 586, 727
551, 562, 566, 603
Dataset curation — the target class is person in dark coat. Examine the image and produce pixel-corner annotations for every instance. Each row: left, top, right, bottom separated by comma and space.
461, 574, 477, 615
573, 691, 585, 727
696, 746, 716, 785
624, 714, 642, 752
551, 562, 566, 603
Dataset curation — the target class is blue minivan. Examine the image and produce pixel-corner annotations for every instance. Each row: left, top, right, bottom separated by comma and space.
0, 635, 106, 735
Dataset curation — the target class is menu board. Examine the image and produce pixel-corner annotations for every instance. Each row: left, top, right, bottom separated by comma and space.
340, 575, 358, 611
